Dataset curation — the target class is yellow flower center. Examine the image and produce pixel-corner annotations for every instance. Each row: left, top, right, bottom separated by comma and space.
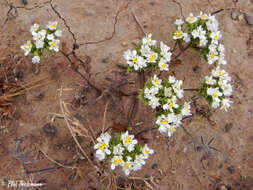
149, 54, 156, 62
219, 71, 224, 76
51, 41, 56, 47
169, 102, 174, 109
125, 137, 132, 144
99, 143, 106, 150
154, 79, 160, 85
125, 163, 131, 168
201, 15, 207, 19
50, 24, 56, 28
145, 149, 150, 154
25, 44, 31, 50
176, 30, 182, 38
213, 92, 218, 98
113, 159, 122, 164
132, 57, 138, 63
169, 127, 175, 134
161, 119, 168, 124
147, 37, 152, 43
189, 17, 194, 22
214, 35, 219, 40
162, 63, 166, 68
210, 52, 215, 59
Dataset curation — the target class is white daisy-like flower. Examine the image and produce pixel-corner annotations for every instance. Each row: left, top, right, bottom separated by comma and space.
181, 102, 191, 116
111, 155, 123, 170
192, 25, 206, 39
163, 96, 179, 112
123, 50, 146, 71
160, 42, 172, 61
222, 83, 233, 96
55, 30, 62, 37
210, 31, 222, 44
49, 39, 60, 52
21, 40, 32, 56
173, 28, 183, 40
132, 154, 145, 171
199, 37, 208, 47
174, 18, 184, 26
142, 144, 154, 159
147, 52, 158, 63
220, 98, 232, 111
211, 66, 231, 81
182, 32, 191, 43
47, 34, 55, 41
167, 126, 177, 137
32, 56, 40, 64
148, 96, 160, 109
152, 75, 162, 88
217, 54, 227, 65
208, 43, 218, 52
164, 87, 173, 97
33, 29, 47, 42
205, 76, 216, 85
206, 16, 219, 32
122, 157, 133, 176
186, 13, 198, 24
156, 114, 170, 129
158, 58, 169, 71
113, 144, 124, 156
140, 44, 152, 58
218, 44, 225, 54
142, 33, 156, 46
30, 23, 40, 36
47, 21, 58, 30
211, 99, 220, 109
199, 11, 209, 20
35, 40, 44, 49
121, 131, 137, 152
94, 132, 111, 161
172, 80, 184, 99
207, 50, 219, 64
144, 86, 159, 100
207, 87, 222, 100
168, 76, 176, 84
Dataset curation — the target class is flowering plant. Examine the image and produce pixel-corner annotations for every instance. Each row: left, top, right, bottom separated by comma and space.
123, 34, 172, 72
198, 66, 233, 111
21, 21, 62, 64
94, 131, 154, 175
173, 12, 226, 65
139, 75, 191, 137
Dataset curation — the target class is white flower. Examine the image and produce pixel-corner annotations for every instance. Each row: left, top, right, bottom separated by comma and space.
222, 83, 233, 96
121, 131, 137, 152
30, 23, 40, 35
160, 42, 172, 61
209, 43, 218, 52
55, 30, 62, 37
122, 157, 133, 175
142, 33, 156, 46
144, 86, 159, 100
140, 44, 152, 58
199, 37, 208, 47
211, 66, 231, 81
32, 56, 40, 64
181, 102, 191, 116
218, 44, 225, 54
33, 29, 47, 42
47, 21, 58, 30
49, 39, 60, 52
163, 96, 179, 112
186, 13, 198, 24
152, 75, 162, 88
217, 54, 227, 65
113, 144, 124, 155
192, 25, 206, 39
111, 155, 123, 170
210, 31, 222, 44
221, 98, 232, 111
211, 100, 220, 109
199, 11, 209, 20
207, 87, 222, 100
147, 52, 158, 63
142, 144, 154, 159
205, 76, 216, 85
167, 126, 177, 137
158, 58, 169, 71
94, 132, 111, 161
206, 16, 219, 32
172, 80, 184, 99
123, 50, 146, 71
133, 154, 145, 171
156, 114, 170, 130
173, 28, 183, 40
174, 18, 184, 26
21, 41, 32, 56
164, 87, 173, 97
148, 96, 160, 109
182, 32, 191, 43
168, 76, 176, 84
47, 34, 55, 41
207, 50, 218, 64
35, 40, 45, 49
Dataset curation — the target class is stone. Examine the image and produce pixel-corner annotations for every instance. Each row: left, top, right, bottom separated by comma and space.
43, 123, 57, 137
227, 166, 235, 174
224, 123, 233, 133
231, 11, 238, 20
244, 13, 253, 26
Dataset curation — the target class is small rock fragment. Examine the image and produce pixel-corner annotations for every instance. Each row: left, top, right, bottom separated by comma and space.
102, 57, 109, 63
218, 163, 223, 169
244, 13, 253, 26
151, 163, 158, 169
231, 11, 238, 20
22, 0, 28, 5
43, 123, 57, 137
227, 166, 235, 174
193, 65, 200, 73
224, 123, 233, 133
121, 41, 127, 47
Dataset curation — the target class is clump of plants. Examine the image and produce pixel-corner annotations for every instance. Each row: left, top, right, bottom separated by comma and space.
21, 21, 62, 64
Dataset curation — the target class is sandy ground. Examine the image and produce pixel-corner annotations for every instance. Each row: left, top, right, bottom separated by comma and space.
0, 0, 253, 189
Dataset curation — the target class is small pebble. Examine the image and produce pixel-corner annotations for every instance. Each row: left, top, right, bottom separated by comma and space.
151, 163, 158, 169
231, 11, 238, 20
43, 123, 57, 137
22, 0, 28, 5
224, 123, 233, 133
227, 166, 235, 174
238, 14, 244, 21
244, 13, 253, 26
218, 184, 228, 190
73, 112, 83, 120
102, 57, 109, 63
73, 43, 79, 49
121, 42, 127, 47
193, 65, 200, 73
218, 163, 223, 169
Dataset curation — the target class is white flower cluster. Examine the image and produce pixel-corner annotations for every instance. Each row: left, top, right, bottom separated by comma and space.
140, 75, 191, 137
200, 66, 233, 111
173, 12, 227, 65
123, 34, 172, 71
21, 21, 62, 64
94, 131, 154, 176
